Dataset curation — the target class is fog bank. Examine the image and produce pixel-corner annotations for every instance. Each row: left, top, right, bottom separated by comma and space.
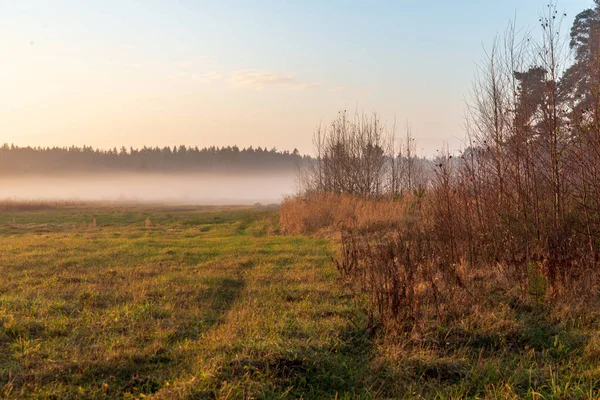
0, 173, 297, 204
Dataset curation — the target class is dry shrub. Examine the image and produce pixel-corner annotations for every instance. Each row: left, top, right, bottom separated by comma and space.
281, 191, 476, 334
335, 227, 474, 334
280, 184, 597, 335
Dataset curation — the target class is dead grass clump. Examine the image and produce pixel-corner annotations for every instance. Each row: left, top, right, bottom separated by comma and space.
278, 193, 346, 234
279, 193, 418, 235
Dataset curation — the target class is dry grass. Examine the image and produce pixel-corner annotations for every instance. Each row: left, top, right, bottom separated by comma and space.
279, 193, 421, 235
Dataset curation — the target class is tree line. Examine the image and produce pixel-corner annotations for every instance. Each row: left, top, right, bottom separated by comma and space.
0, 144, 307, 175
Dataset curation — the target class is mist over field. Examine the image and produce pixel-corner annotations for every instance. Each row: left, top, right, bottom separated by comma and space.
0, 172, 296, 204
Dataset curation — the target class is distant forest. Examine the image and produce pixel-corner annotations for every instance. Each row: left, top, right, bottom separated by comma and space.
0, 144, 309, 175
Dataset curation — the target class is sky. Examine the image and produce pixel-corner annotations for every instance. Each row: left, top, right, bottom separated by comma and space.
0, 0, 593, 156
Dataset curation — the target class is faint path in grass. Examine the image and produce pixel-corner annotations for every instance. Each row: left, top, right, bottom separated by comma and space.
167, 258, 256, 344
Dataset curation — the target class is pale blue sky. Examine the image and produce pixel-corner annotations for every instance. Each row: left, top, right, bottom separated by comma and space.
0, 0, 593, 155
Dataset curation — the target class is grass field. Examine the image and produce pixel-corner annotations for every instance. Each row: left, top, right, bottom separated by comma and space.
1, 205, 600, 399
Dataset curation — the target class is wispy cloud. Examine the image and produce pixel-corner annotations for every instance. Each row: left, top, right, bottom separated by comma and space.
329, 86, 345, 92
174, 66, 323, 90
227, 70, 321, 91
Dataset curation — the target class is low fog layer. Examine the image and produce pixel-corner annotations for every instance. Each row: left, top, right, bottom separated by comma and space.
0, 173, 297, 204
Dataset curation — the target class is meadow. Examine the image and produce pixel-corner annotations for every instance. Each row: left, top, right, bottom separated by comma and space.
1, 204, 599, 399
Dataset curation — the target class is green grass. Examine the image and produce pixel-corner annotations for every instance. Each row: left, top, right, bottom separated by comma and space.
1, 205, 599, 398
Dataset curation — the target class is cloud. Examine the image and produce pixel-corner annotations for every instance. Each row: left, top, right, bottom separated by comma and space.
227, 70, 321, 91
329, 86, 345, 92
175, 66, 323, 90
